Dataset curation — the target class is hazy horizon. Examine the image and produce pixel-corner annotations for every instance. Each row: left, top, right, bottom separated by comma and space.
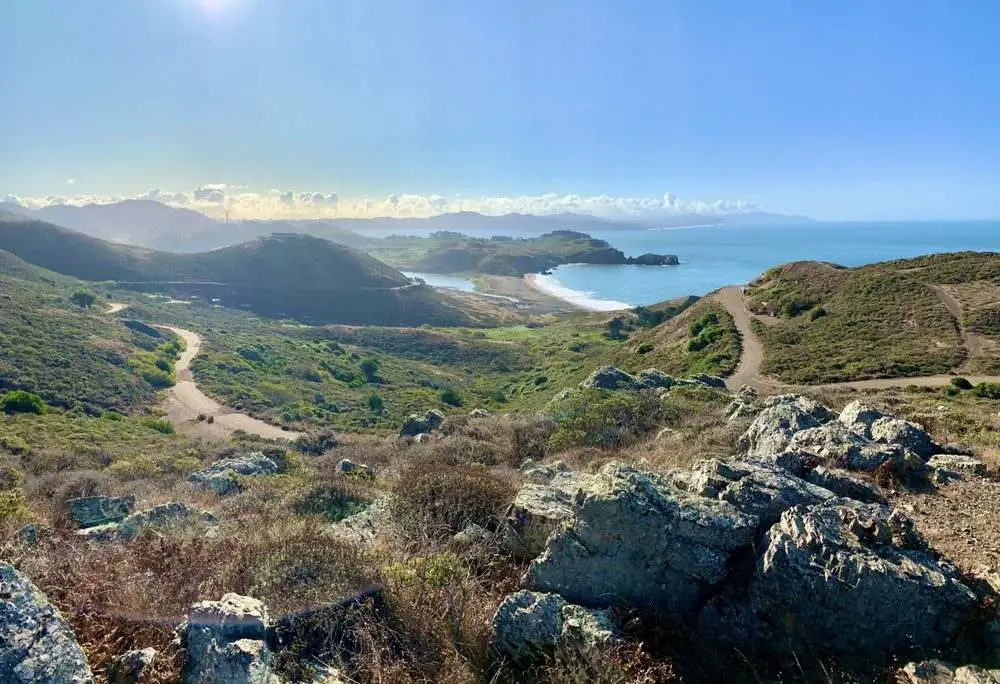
3, 1, 999, 222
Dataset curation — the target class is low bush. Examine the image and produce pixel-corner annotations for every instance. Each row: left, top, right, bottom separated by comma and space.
1, 390, 48, 415
951, 377, 974, 391
549, 389, 662, 451
440, 387, 463, 407
140, 418, 174, 434
971, 382, 1000, 400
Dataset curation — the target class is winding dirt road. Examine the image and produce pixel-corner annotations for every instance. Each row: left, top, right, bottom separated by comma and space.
105, 303, 298, 441
716, 286, 1000, 393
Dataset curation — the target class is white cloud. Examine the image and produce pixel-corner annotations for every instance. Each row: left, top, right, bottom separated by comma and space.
66, 178, 78, 186
3, 184, 761, 220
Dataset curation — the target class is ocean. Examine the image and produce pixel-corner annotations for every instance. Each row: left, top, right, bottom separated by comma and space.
392, 220, 1000, 310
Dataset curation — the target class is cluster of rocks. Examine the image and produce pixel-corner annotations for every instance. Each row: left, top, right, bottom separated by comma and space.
76, 502, 217, 542
579, 365, 726, 393
493, 393, 995, 674
335, 458, 374, 479
399, 408, 445, 438
189, 453, 280, 495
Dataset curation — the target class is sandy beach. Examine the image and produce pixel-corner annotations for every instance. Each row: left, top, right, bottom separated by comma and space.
523, 272, 632, 312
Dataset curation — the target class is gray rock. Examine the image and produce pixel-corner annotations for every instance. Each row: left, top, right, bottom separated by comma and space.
15, 523, 41, 547
450, 523, 491, 550
180, 594, 276, 684
189, 454, 279, 496
633, 369, 673, 390
519, 459, 571, 485
901, 660, 1000, 683
928, 454, 987, 477
490, 591, 617, 663
0, 562, 94, 684
838, 400, 888, 437
469, 408, 490, 418
787, 421, 914, 472
66, 495, 135, 529
804, 466, 887, 504
737, 401, 824, 459
762, 394, 833, 422
675, 373, 727, 389
528, 463, 758, 613
336, 459, 373, 479
505, 471, 596, 559
728, 498, 977, 657
870, 417, 937, 459
80, 503, 217, 542
108, 648, 156, 684
400, 409, 446, 437
412, 433, 430, 444
580, 366, 637, 390
726, 385, 761, 420
328, 497, 391, 545
675, 458, 834, 528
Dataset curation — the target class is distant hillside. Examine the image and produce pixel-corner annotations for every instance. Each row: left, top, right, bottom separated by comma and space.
0, 215, 479, 326
744, 252, 1000, 382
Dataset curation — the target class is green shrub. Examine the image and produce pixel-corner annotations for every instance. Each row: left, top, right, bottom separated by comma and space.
294, 483, 370, 521
637, 342, 654, 354
100, 411, 123, 421
140, 417, 175, 434
971, 382, 1000, 400
0, 489, 30, 525
368, 393, 384, 414
689, 312, 720, 337
549, 389, 662, 451
360, 358, 380, 383
440, 387, 463, 407
951, 377, 974, 391
809, 307, 828, 321
70, 290, 97, 309
0, 391, 48, 415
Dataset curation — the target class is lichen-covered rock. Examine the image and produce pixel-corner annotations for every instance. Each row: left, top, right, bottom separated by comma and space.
0, 562, 94, 684
928, 454, 987, 478
803, 466, 886, 504
108, 647, 156, 684
505, 471, 595, 559
528, 463, 758, 613
761, 394, 834, 422
900, 660, 1000, 683
180, 594, 276, 684
787, 421, 911, 471
737, 401, 824, 459
67, 495, 135, 528
80, 503, 217, 542
580, 366, 637, 390
327, 497, 391, 545
400, 409, 446, 437
189, 454, 279, 495
870, 417, 937, 459
723, 499, 977, 657
490, 591, 617, 663
519, 459, 571, 485
675, 373, 727, 389
675, 458, 834, 528
726, 385, 761, 420
633, 369, 673, 390
838, 400, 889, 437
450, 523, 491, 550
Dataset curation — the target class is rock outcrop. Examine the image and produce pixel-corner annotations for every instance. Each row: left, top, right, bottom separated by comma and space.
108, 648, 156, 684
580, 366, 637, 390
633, 369, 674, 390
67, 495, 135, 529
400, 409, 445, 437
490, 591, 617, 663
80, 502, 217, 542
189, 454, 280, 495
505, 470, 596, 559
901, 660, 1000, 683
178, 594, 278, 684
0, 563, 94, 684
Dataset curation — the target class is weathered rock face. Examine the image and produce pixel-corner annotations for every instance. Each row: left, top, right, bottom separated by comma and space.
0, 563, 94, 684
490, 591, 617, 663
901, 660, 1000, 683
633, 369, 674, 390
505, 471, 596, 559
870, 417, 937, 459
726, 385, 760, 420
729, 498, 977, 657
67, 495, 135, 528
519, 459, 571, 485
737, 401, 824, 459
928, 454, 988, 478
580, 366, 637, 390
80, 503, 217, 542
107, 647, 156, 684
328, 497, 391, 545
400, 409, 445, 437
189, 454, 279, 495
675, 373, 727, 390
804, 466, 887, 504
180, 594, 276, 684
838, 400, 888, 437
787, 421, 911, 471
528, 463, 759, 613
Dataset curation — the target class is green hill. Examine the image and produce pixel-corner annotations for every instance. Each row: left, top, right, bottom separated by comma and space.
0, 215, 478, 326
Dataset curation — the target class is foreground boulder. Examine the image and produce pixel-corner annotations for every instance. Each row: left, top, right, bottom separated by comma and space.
737, 400, 825, 460
107, 648, 156, 684
490, 591, 617, 663
505, 470, 596, 559
399, 409, 445, 437
787, 421, 914, 471
66, 495, 135, 528
901, 660, 1000, 683
178, 593, 277, 684
189, 453, 279, 495
580, 366, 637, 390
0, 563, 94, 683
527, 463, 759, 613
704, 498, 978, 658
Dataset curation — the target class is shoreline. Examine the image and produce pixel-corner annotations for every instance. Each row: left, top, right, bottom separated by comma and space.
523, 272, 632, 312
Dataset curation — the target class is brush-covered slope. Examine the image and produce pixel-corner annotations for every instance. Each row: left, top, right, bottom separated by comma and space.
744, 253, 1000, 382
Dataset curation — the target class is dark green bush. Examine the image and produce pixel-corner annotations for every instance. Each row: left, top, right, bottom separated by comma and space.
950, 377, 973, 390
360, 358, 380, 383
440, 387, 463, 407
367, 393, 384, 413
549, 389, 662, 450
637, 342, 654, 354
971, 382, 1000, 400
809, 307, 828, 321
140, 417, 174, 434
0, 391, 48, 415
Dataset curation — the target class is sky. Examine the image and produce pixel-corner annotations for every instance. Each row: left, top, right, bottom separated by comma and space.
2, 0, 999, 221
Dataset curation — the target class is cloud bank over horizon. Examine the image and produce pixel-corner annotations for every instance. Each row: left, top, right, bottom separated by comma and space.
2, 185, 762, 221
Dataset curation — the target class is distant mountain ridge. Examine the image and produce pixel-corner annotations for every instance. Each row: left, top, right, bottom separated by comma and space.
0, 200, 809, 253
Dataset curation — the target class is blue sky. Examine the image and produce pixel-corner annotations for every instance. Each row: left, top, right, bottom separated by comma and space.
2, 0, 999, 220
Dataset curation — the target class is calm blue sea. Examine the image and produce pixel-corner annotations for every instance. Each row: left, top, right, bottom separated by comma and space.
386, 221, 1000, 309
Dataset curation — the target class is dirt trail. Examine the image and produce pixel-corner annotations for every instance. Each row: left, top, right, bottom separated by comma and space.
933, 284, 984, 362
156, 326, 300, 442
714, 288, 1000, 393
105, 302, 128, 314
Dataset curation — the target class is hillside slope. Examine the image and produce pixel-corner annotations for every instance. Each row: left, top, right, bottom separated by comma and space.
744, 253, 1000, 383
